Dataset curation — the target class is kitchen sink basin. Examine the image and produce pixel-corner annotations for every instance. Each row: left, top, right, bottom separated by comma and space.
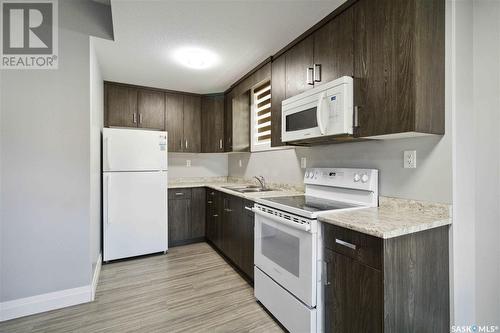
222, 185, 274, 193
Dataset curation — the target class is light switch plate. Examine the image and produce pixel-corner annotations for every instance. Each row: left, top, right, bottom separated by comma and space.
404, 150, 416, 168
186, 159, 191, 167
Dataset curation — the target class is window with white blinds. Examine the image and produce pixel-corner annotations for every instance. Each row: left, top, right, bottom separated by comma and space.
250, 81, 272, 151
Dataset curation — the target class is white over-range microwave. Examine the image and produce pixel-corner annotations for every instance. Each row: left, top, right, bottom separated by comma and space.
281, 76, 354, 143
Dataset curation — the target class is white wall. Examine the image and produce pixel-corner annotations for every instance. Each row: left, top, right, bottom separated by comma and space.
0, 0, 112, 305
229, 133, 452, 203
451, 0, 500, 327
89, 39, 104, 274
471, 0, 500, 325
168, 153, 228, 179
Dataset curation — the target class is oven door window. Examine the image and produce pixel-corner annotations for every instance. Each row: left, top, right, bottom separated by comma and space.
285, 107, 318, 131
261, 223, 300, 277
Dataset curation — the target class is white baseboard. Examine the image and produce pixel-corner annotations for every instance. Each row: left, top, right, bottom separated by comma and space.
0, 286, 91, 322
91, 253, 102, 301
0, 254, 103, 322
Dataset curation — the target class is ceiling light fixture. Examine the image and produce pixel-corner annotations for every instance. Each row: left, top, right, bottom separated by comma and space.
173, 47, 218, 70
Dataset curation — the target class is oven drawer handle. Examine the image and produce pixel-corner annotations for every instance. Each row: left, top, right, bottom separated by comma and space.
335, 238, 357, 250
252, 208, 311, 232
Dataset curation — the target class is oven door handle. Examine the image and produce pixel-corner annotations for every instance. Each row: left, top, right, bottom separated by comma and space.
252, 208, 311, 232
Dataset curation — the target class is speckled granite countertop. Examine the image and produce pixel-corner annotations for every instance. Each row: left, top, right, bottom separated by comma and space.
318, 197, 452, 238
168, 177, 303, 201
169, 177, 452, 238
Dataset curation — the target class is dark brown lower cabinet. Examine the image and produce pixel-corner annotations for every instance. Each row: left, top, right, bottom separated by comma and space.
324, 249, 383, 333
206, 190, 254, 282
323, 224, 450, 333
239, 200, 255, 280
168, 188, 206, 246
206, 189, 222, 249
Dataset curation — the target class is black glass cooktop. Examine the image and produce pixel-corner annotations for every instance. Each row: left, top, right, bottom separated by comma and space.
262, 195, 358, 212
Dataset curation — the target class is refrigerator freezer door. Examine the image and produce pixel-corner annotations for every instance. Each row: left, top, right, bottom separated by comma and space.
103, 128, 167, 172
104, 171, 168, 261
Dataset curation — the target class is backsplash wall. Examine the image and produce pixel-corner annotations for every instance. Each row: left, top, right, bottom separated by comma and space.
168, 153, 228, 179
228, 135, 452, 204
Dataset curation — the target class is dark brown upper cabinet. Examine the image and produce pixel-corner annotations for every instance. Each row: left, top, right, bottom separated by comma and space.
105, 84, 138, 128
285, 35, 314, 99
201, 95, 225, 153
270, 55, 286, 147
224, 92, 233, 152
313, 6, 354, 83
137, 89, 165, 130
165, 93, 184, 152
105, 83, 166, 131
182, 95, 201, 153
353, 0, 445, 137
165, 93, 202, 153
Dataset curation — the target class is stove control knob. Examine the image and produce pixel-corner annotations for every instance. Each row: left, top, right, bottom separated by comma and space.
353, 173, 361, 182
361, 174, 369, 183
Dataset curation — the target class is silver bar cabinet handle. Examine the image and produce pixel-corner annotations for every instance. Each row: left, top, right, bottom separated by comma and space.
185, 139, 188, 149
133, 113, 137, 123
219, 139, 223, 150
354, 106, 359, 127
335, 238, 357, 250
139, 113, 143, 124
244, 206, 253, 211
306, 67, 314, 85
314, 64, 321, 82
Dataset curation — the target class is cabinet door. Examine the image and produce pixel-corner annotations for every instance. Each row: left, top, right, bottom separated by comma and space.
313, 7, 354, 83
324, 249, 383, 333
270, 56, 286, 147
168, 196, 191, 246
106, 84, 138, 128
213, 191, 223, 249
190, 188, 206, 239
285, 35, 314, 98
206, 189, 216, 242
213, 95, 225, 152
201, 96, 215, 153
183, 95, 201, 153
353, 0, 416, 137
222, 194, 242, 264
166, 93, 184, 152
224, 92, 233, 152
240, 200, 255, 280
138, 90, 165, 130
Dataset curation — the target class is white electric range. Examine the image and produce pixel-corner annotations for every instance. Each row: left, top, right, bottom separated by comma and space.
252, 168, 379, 333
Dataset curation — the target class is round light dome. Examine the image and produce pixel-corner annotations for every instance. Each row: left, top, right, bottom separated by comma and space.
173, 47, 218, 70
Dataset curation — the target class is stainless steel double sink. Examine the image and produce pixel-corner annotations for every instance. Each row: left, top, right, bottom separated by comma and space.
221, 185, 274, 193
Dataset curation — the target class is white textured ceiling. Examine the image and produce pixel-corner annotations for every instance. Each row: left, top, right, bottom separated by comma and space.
93, 0, 345, 94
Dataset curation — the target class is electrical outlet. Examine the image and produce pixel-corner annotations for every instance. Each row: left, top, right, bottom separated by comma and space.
238, 159, 242, 168
186, 159, 191, 167
300, 157, 307, 169
404, 150, 416, 168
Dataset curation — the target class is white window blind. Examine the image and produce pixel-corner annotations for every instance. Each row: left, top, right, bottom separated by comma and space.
251, 81, 271, 151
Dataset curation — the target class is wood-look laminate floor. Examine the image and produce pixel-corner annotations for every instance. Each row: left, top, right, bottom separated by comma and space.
0, 242, 283, 333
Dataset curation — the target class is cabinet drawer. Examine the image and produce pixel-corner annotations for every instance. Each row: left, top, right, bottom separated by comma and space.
168, 188, 192, 200
323, 223, 382, 270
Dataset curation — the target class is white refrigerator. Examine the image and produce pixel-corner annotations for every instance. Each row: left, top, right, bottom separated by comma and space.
103, 128, 168, 261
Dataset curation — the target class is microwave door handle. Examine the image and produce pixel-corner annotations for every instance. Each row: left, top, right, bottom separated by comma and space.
317, 92, 327, 135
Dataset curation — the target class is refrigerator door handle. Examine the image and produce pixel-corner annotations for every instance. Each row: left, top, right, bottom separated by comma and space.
104, 137, 110, 170
105, 175, 110, 225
